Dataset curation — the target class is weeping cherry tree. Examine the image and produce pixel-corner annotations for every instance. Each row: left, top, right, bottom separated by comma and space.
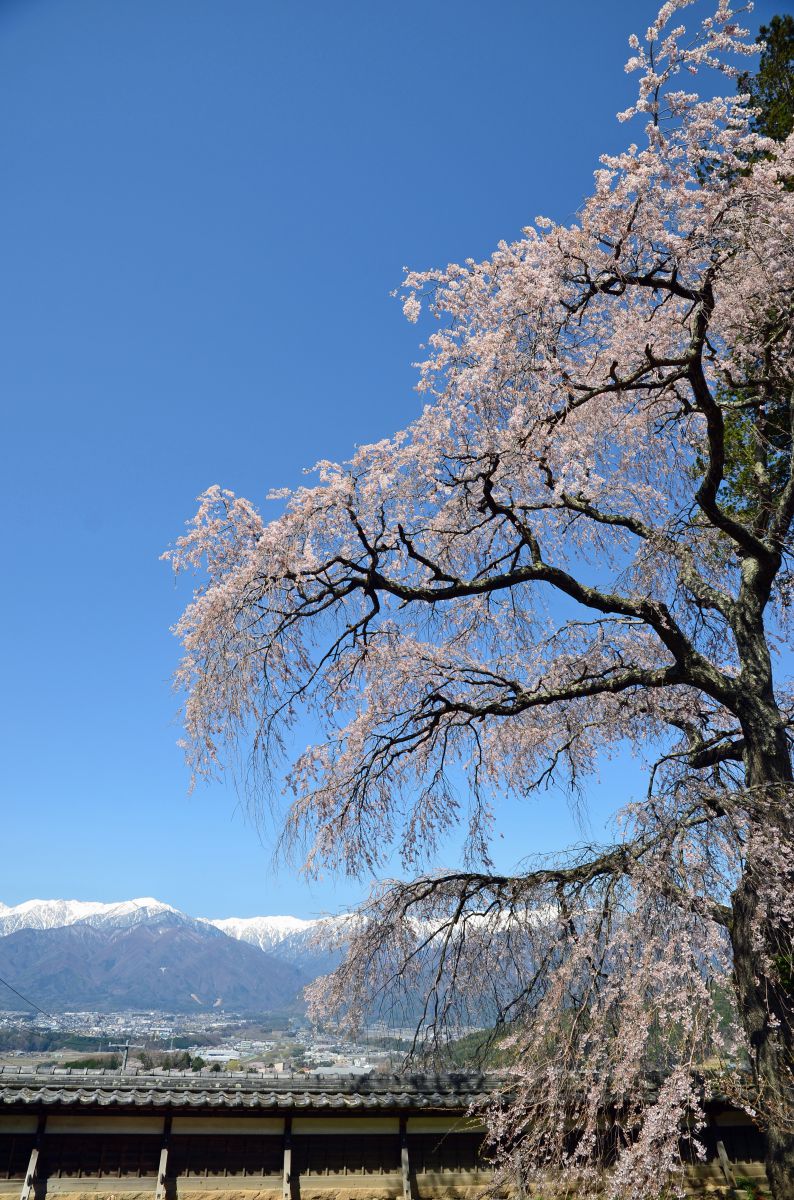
167, 3, 794, 1195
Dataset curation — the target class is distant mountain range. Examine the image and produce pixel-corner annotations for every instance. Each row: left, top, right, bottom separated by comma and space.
0, 897, 343, 1014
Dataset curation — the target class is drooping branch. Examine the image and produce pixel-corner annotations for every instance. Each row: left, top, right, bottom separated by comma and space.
309, 804, 739, 1109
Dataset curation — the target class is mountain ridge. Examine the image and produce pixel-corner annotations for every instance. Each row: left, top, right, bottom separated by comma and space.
0, 898, 181, 936
0, 897, 330, 941
0, 919, 306, 1013
0, 897, 344, 1013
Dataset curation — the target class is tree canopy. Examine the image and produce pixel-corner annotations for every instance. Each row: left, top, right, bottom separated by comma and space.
168, 3, 794, 1197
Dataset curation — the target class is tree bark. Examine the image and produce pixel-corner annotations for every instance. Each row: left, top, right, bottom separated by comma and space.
732, 879, 794, 1199
731, 701, 794, 1200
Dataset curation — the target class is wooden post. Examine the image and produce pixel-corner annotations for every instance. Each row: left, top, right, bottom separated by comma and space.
282, 1116, 293, 1200
18, 1148, 38, 1200
716, 1139, 736, 1188
155, 1116, 171, 1200
20, 1116, 46, 1200
400, 1116, 412, 1200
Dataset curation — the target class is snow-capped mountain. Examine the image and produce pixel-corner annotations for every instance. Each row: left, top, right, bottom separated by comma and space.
0, 920, 306, 1013
208, 914, 320, 953
0, 899, 340, 945
207, 913, 346, 976
0, 897, 347, 989
0, 897, 181, 937
0, 897, 327, 1013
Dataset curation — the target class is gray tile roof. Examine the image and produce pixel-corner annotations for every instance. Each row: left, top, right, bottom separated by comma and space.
0, 1068, 494, 1111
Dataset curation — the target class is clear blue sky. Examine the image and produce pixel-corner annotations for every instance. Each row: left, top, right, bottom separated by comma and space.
0, 0, 778, 918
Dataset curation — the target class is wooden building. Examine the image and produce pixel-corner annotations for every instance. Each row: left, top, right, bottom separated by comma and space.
0, 1068, 767, 1198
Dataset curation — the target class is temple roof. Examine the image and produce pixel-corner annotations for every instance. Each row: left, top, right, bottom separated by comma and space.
0, 1068, 494, 1112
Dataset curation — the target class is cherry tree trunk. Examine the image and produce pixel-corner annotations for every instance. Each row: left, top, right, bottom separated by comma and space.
731, 707, 794, 1200
732, 883, 794, 1198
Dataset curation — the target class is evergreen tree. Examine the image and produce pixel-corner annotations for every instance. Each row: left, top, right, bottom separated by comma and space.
739, 15, 794, 142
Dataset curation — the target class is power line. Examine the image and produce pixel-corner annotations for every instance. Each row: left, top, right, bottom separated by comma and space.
0, 974, 48, 1012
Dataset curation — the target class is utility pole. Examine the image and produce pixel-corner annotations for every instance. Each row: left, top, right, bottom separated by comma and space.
108, 1040, 142, 1071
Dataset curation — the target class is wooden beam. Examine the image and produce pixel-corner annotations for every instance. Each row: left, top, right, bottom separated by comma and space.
20, 1116, 46, 1200
155, 1115, 172, 1200
18, 1147, 38, 1200
282, 1116, 292, 1200
400, 1116, 412, 1200
716, 1139, 736, 1188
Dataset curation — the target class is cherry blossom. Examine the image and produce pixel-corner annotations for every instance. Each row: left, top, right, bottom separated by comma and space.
167, 3, 794, 1195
